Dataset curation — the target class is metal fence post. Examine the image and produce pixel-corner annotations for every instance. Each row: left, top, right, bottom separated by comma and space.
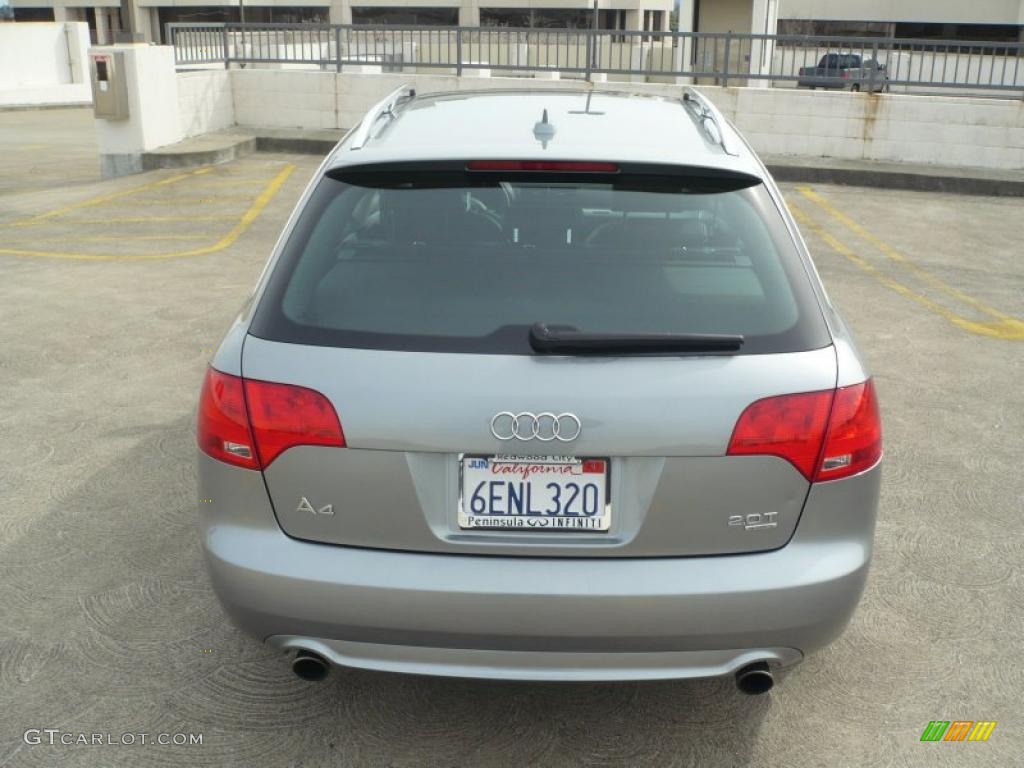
1019, 45, 1024, 100
456, 27, 463, 76
868, 40, 879, 92
722, 35, 731, 87
585, 29, 593, 81
221, 24, 229, 70
335, 25, 342, 72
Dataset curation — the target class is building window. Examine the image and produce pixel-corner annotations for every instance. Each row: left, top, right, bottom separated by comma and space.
13, 7, 56, 21
264, 7, 329, 24
777, 19, 1023, 54
599, 9, 626, 40
643, 11, 663, 32
480, 9, 530, 28
892, 22, 1023, 53
776, 20, 889, 38
158, 6, 238, 27
533, 9, 592, 28
640, 10, 664, 40
157, 6, 328, 40
352, 7, 459, 26
480, 8, 594, 29
599, 10, 625, 31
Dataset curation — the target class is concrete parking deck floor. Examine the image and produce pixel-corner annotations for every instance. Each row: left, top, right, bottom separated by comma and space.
0, 108, 99, 197
1, 117, 1022, 766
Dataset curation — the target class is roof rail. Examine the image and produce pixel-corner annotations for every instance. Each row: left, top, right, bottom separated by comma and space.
681, 87, 737, 157
349, 85, 417, 151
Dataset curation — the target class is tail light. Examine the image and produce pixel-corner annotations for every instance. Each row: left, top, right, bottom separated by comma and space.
244, 378, 345, 467
727, 380, 881, 482
816, 380, 882, 481
726, 390, 833, 480
197, 368, 345, 470
198, 369, 258, 470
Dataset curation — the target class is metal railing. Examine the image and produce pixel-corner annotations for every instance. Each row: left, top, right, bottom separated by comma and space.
166, 23, 1024, 96
168, 22, 227, 65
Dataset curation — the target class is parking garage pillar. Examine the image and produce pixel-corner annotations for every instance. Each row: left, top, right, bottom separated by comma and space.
53, 7, 85, 21
674, 0, 695, 85
328, 0, 352, 25
458, 3, 480, 27
95, 8, 109, 45
747, 0, 778, 88
135, 6, 158, 42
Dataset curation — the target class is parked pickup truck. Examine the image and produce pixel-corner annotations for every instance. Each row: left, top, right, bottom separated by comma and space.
797, 54, 889, 92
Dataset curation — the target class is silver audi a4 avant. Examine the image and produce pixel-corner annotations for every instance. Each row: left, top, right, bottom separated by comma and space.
197, 87, 882, 694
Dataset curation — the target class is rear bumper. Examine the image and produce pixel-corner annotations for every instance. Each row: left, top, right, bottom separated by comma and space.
268, 637, 802, 681
198, 455, 879, 681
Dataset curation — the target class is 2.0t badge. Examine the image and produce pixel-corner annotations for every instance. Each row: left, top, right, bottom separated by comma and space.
728, 512, 778, 531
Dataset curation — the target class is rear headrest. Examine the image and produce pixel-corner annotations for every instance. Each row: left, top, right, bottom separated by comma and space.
382, 189, 467, 243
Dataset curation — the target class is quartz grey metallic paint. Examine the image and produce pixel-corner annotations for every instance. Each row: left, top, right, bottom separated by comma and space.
242, 339, 835, 557
266, 449, 809, 557
198, 88, 881, 683
198, 453, 878, 679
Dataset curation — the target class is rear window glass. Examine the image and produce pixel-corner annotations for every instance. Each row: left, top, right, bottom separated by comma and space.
249, 169, 830, 355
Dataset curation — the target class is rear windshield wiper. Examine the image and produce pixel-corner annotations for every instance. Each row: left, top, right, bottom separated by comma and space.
529, 323, 744, 355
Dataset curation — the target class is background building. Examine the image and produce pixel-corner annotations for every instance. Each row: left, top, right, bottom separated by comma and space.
7, 0, 1024, 46
775, 0, 1024, 42
8, 0, 673, 43
687, 0, 1024, 48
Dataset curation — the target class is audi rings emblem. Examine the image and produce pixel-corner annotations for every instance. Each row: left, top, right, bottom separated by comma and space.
490, 412, 582, 442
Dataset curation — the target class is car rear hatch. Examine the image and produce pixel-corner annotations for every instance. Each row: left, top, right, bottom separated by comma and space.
237, 161, 838, 557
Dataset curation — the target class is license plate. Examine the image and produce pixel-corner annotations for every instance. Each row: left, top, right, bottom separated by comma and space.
458, 455, 610, 531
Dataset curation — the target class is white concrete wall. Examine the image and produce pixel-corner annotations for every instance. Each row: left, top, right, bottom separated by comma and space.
0, 22, 91, 106
92, 44, 184, 176
228, 69, 1024, 169
722, 87, 1024, 169
231, 69, 340, 130
177, 69, 235, 138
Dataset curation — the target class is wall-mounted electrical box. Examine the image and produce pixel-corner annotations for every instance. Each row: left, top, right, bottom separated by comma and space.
90, 51, 129, 119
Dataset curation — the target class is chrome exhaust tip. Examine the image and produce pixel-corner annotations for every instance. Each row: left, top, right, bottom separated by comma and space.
735, 661, 774, 695
291, 650, 330, 682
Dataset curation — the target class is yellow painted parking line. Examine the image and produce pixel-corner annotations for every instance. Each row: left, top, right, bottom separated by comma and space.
9, 167, 212, 227
25, 234, 212, 243
789, 202, 1024, 340
113, 194, 259, 206
797, 186, 1024, 331
198, 178, 276, 188
51, 215, 240, 224
0, 164, 295, 261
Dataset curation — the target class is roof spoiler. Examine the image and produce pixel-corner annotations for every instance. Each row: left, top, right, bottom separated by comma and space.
682, 87, 738, 157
